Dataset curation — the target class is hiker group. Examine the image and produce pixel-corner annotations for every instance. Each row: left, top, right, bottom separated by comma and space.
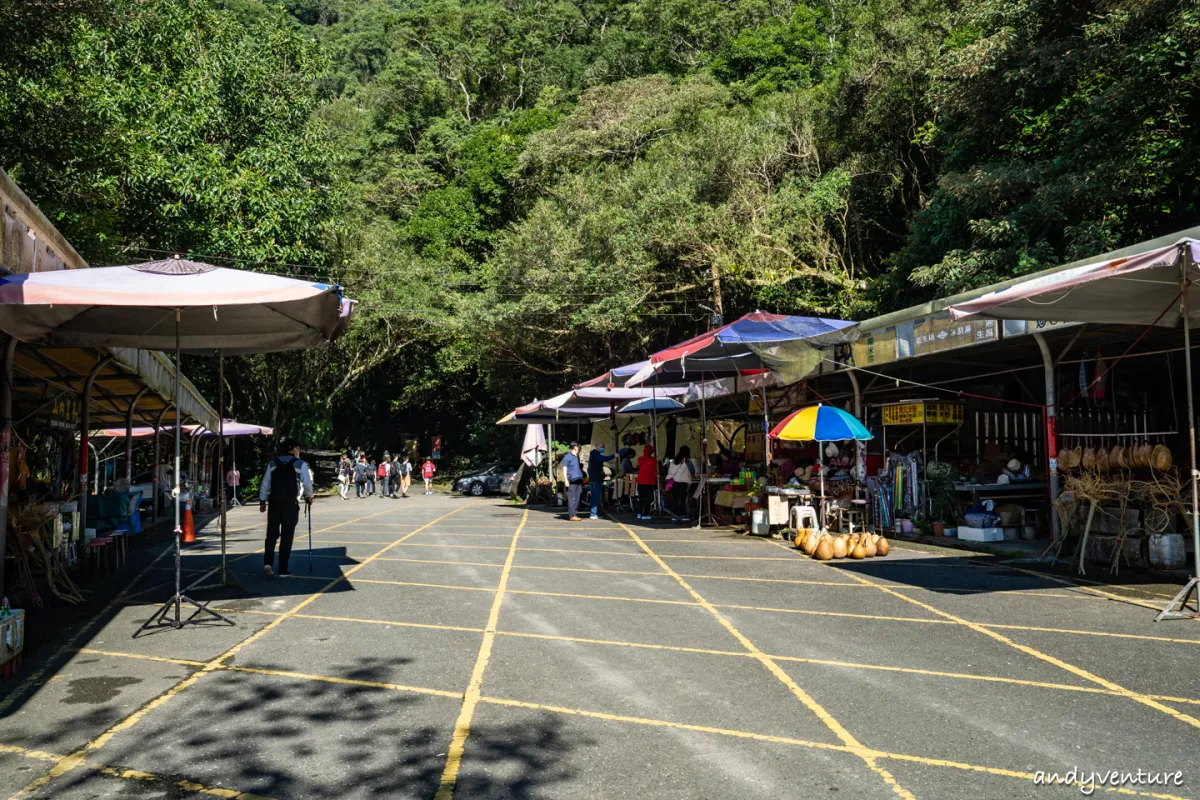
336, 451, 438, 499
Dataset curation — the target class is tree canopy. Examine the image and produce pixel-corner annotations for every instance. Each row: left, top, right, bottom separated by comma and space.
2, 0, 1197, 460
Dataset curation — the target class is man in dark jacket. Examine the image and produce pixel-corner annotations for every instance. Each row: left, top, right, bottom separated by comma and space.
259, 439, 314, 578
587, 443, 615, 520
562, 442, 584, 522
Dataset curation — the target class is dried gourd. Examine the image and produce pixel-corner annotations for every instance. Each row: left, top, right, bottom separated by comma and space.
1095, 447, 1110, 473
876, 537, 890, 556
1152, 444, 1173, 471
850, 544, 867, 559
862, 537, 877, 557
1057, 448, 1071, 470
815, 538, 834, 561
1081, 447, 1096, 471
1070, 446, 1083, 469
832, 538, 848, 559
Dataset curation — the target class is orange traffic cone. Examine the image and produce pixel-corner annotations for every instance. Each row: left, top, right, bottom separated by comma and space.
181, 497, 196, 543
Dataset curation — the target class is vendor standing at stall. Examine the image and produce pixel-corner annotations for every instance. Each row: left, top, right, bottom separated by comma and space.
562, 442, 585, 522
666, 446, 695, 516
636, 444, 658, 520
588, 443, 615, 520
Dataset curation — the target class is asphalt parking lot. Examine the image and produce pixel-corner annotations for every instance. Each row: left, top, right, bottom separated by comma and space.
2, 494, 1198, 800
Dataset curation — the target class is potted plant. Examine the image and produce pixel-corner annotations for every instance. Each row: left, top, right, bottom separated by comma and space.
927, 468, 959, 537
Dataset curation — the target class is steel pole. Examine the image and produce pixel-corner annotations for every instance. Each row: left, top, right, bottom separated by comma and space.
1158, 244, 1200, 620
0, 337, 16, 599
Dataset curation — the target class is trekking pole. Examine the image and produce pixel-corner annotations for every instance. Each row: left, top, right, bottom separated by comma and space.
306, 500, 313, 574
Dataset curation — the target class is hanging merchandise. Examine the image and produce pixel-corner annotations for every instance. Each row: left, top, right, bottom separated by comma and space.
1092, 348, 1106, 405
1078, 353, 1090, 400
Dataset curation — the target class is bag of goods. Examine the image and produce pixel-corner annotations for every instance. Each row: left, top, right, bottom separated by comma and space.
1095, 447, 1110, 473
1081, 447, 1096, 471
1057, 448, 1071, 470
1152, 445, 1173, 471
1069, 446, 1083, 469
1112, 445, 1127, 470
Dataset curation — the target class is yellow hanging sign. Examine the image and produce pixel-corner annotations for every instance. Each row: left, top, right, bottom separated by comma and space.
882, 402, 963, 426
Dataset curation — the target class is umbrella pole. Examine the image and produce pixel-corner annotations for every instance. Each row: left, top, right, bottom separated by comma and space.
1158, 246, 1200, 620
134, 310, 234, 637
217, 351, 240, 589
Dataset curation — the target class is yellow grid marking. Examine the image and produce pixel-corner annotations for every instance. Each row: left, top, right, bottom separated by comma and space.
988, 561, 1181, 606
372, 556, 505, 568
70, 640, 1200, 736
436, 508, 528, 800
78, 648, 206, 667
6, 502, 475, 800
355, 578, 495, 592
608, 516, 917, 800
226, 665, 463, 699
0, 741, 274, 799
211, 607, 486, 633
770, 541, 1200, 733
980, 622, 1200, 645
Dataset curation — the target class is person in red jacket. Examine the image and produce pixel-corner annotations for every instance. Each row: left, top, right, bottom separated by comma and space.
636, 444, 658, 520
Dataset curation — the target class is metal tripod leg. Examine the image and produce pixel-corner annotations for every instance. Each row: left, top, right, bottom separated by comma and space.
133, 592, 235, 637
1155, 577, 1200, 621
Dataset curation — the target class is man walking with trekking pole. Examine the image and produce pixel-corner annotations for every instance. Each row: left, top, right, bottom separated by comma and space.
259, 438, 314, 578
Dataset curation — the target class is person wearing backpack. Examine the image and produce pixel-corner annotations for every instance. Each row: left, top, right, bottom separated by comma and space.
399, 455, 413, 497
259, 438, 314, 578
354, 455, 370, 498
378, 454, 391, 498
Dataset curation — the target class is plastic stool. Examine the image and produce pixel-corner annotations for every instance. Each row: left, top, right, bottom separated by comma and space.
791, 505, 819, 532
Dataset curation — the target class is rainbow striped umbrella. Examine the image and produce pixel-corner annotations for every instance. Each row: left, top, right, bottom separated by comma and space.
769, 404, 872, 442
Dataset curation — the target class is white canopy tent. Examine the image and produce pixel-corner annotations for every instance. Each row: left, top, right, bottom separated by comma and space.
951, 237, 1200, 621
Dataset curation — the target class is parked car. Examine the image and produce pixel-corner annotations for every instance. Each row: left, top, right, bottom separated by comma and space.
453, 463, 520, 496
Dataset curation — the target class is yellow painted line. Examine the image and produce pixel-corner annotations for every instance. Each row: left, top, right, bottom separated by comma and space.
989, 561, 1180, 606
226, 665, 463, 699
77, 648, 206, 667
771, 541, 1200, 733
375, 556, 505, 568
513, 564, 668, 577
507, 589, 696, 607
355, 578, 494, 592
210, 607, 486, 634
477, 695, 854, 752
0, 743, 61, 763
6, 502, 475, 800
608, 516, 917, 800
0, 536, 179, 716
714, 603, 953, 624
394, 542, 514, 550
436, 508, 528, 800
516, 546, 650, 557
0, 742, 275, 799
979, 622, 1200, 645
676, 572, 862, 586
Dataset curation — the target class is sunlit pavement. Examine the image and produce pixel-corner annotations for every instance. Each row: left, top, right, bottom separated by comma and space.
2, 493, 1198, 800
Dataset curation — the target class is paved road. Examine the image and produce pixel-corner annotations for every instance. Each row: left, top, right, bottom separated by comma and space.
2, 493, 1198, 800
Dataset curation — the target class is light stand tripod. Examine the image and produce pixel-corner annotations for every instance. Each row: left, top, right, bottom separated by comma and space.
133, 311, 235, 637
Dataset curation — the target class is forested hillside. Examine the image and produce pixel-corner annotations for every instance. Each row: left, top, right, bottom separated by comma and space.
2, 0, 1198, 457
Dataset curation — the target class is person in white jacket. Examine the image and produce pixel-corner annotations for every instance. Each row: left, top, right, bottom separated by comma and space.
665, 446, 695, 518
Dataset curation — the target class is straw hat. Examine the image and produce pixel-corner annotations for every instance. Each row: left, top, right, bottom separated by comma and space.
1006, 458, 1021, 472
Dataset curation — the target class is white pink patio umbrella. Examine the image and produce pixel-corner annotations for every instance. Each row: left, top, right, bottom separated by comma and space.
0, 257, 353, 635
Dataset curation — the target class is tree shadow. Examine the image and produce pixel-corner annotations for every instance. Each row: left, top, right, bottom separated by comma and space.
29, 656, 586, 800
